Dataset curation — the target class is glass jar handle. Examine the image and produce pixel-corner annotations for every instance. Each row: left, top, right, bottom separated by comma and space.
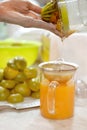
47, 81, 59, 114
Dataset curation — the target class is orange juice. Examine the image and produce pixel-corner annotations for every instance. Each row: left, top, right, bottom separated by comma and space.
40, 79, 75, 119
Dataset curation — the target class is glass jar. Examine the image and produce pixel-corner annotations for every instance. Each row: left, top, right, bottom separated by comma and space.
39, 59, 78, 119
56, 0, 87, 33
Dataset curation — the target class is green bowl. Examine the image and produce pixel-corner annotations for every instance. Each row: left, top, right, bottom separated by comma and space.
0, 40, 41, 68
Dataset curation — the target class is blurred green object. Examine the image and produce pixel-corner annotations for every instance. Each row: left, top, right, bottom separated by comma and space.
0, 39, 41, 68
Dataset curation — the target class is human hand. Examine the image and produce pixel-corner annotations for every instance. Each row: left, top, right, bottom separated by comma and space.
0, 0, 63, 37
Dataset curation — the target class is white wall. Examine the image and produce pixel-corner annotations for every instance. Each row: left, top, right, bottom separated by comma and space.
50, 33, 87, 81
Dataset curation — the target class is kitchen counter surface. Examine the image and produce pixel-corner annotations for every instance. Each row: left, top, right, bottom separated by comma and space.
0, 98, 87, 130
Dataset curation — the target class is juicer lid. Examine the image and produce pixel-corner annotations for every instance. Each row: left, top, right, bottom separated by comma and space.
39, 59, 79, 72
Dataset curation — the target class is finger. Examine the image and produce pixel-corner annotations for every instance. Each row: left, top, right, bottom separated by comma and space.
32, 20, 63, 37
26, 11, 41, 19
23, 18, 63, 37
27, 2, 42, 14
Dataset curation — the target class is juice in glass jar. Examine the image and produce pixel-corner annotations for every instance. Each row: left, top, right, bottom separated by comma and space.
40, 79, 75, 119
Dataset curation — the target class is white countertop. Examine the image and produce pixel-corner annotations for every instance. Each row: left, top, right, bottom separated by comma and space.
0, 98, 87, 130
